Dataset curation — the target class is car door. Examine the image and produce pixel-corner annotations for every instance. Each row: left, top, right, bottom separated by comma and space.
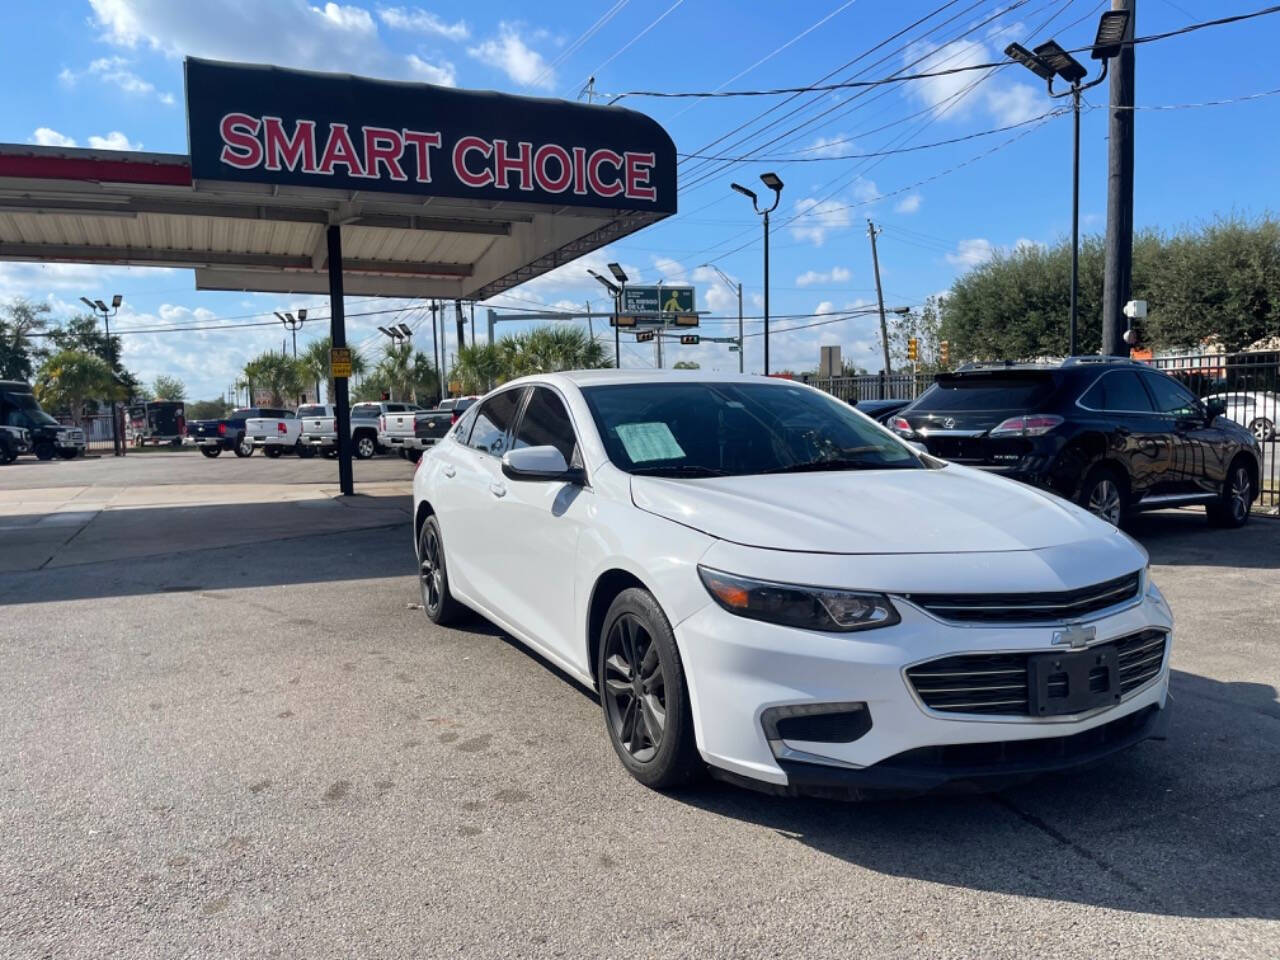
1142, 371, 1228, 496
442, 387, 526, 608
1077, 370, 1164, 497
473, 385, 593, 669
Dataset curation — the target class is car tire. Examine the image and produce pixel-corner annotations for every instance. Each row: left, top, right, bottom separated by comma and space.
1207, 459, 1253, 528
263, 446, 282, 459
57, 449, 79, 460
354, 433, 377, 459
1078, 464, 1126, 526
597, 587, 702, 790
417, 515, 466, 625
296, 443, 316, 459
406, 448, 423, 464
0, 443, 14, 465
1249, 418, 1274, 442
34, 441, 55, 461
200, 446, 221, 458
323, 448, 339, 459
234, 435, 254, 458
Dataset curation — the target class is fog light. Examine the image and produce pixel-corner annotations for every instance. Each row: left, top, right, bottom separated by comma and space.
761, 702, 872, 759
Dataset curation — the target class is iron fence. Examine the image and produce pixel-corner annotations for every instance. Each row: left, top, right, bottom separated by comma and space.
804, 371, 935, 403
56, 413, 121, 455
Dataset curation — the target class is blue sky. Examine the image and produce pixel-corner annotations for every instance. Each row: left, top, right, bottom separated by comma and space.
1, 0, 1277, 400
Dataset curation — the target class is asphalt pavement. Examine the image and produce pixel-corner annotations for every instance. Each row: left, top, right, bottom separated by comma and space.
1, 457, 1277, 958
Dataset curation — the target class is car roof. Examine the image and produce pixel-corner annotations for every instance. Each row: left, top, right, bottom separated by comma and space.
508, 369, 801, 389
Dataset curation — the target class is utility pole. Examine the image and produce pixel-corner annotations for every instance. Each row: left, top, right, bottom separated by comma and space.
867, 220, 892, 399
1102, 0, 1136, 357
455, 299, 466, 351
736, 282, 744, 374
430, 301, 442, 405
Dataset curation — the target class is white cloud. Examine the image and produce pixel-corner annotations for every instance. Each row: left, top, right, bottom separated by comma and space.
88, 131, 142, 151
379, 7, 469, 40
805, 134, 851, 158
796, 266, 851, 287
790, 197, 852, 247
30, 127, 77, 147
903, 26, 1046, 127
894, 193, 923, 215
405, 54, 456, 86
58, 55, 176, 105
86, 0, 441, 84
468, 22, 554, 89
815, 301, 836, 316
946, 237, 995, 268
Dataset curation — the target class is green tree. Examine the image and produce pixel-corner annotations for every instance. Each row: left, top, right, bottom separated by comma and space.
241, 352, 306, 407
889, 296, 944, 372
374, 340, 438, 403
672, 360, 700, 369
186, 397, 229, 420
493, 325, 612, 380
451, 342, 506, 394
151, 375, 187, 400
33, 350, 118, 424
0, 298, 51, 381
301, 335, 367, 403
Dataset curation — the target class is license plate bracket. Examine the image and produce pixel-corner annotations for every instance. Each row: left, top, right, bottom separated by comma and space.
1028, 646, 1121, 717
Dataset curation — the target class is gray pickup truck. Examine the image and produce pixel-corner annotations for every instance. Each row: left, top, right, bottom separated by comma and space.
299, 401, 415, 459
378, 396, 476, 461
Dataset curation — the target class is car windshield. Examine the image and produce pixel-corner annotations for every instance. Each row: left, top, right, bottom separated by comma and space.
581, 381, 920, 477
912, 372, 1059, 412
8, 392, 59, 426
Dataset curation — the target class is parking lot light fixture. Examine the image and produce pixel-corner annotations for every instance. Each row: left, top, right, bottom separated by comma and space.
730, 182, 757, 204
1091, 10, 1131, 60
732, 174, 784, 374
397, 323, 412, 337
760, 172, 783, 194
607, 262, 628, 285
79, 296, 96, 311
1032, 40, 1087, 84
590, 269, 623, 368
1004, 42, 1055, 80
110, 293, 122, 309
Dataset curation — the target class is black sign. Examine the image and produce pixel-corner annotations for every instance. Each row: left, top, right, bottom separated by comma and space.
185, 58, 676, 214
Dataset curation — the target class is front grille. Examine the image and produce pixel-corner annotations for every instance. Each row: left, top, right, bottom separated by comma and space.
906, 629, 1168, 716
905, 571, 1141, 623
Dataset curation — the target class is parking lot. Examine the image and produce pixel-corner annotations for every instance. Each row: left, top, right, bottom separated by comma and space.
1, 455, 1277, 958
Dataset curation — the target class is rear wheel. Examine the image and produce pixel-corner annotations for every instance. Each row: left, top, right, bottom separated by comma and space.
262, 446, 282, 459
1207, 460, 1253, 527
1249, 417, 1274, 442
296, 442, 316, 459
323, 448, 339, 459
354, 433, 377, 459
1078, 465, 1126, 526
57, 448, 79, 460
417, 515, 465, 625
200, 446, 221, 459
0, 443, 14, 465
406, 448, 423, 464
598, 588, 701, 790
34, 441, 55, 461
234, 435, 253, 458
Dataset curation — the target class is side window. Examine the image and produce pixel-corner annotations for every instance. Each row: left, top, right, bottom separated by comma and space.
1144, 374, 1199, 417
1081, 371, 1153, 412
468, 389, 523, 456
512, 387, 578, 464
453, 404, 480, 444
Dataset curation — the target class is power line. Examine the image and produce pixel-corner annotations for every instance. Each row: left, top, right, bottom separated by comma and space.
605, 4, 1280, 100
533, 0, 631, 90
570, 0, 686, 97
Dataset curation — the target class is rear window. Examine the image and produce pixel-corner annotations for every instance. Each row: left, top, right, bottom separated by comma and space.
913, 374, 1059, 412
352, 404, 381, 419
297, 405, 326, 418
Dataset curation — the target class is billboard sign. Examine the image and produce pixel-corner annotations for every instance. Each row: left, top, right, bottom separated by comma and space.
185, 58, 677, 215
617, 286, 697, 327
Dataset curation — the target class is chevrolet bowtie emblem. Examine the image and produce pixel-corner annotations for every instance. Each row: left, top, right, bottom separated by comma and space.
1052, 622, 1096, 649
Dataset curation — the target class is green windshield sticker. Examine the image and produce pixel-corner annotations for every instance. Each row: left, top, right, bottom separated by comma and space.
615, 422, 685, 463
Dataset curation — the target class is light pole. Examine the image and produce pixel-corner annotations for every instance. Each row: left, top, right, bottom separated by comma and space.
731, 172, 783, 375
701, 264, 743, 373
377, 323, 413, 401
590, 265, 627, 369
275, 309, 307, 358
1006, 10, 1131, 357
80, 293, 123, 456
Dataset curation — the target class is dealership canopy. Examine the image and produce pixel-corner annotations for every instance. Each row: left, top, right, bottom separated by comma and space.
0, 58, 677, 300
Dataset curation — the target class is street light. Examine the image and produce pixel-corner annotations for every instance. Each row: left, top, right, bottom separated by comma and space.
276, 310, 306, 357
589, 269, 622, 368
700, 263, 744, 373
730, 172, 783, 374
1005, 8, 1130, 356
80, 293, 124, 456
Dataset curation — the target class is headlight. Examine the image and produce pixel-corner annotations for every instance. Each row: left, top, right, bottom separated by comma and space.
698, 566, 899, 633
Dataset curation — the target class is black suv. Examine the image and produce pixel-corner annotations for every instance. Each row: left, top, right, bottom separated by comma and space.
891, 358, 1262, 527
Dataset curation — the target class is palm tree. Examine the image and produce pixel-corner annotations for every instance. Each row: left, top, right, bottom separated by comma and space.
241, 352, 306, 407
451, 343, 506, 394
372, 340, 438, 403
493, 325, 612, 380
300, 336, 367, 403
33, 349, 117, 425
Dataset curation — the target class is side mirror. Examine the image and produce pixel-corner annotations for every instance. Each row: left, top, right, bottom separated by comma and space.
1205, 397, 1226, 421
501, 445, 582, 483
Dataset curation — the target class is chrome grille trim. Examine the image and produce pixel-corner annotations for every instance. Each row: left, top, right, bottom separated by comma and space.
903, 571, 1142, 624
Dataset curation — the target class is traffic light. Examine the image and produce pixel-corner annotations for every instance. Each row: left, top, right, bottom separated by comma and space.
680, 335, 700, 345
939, 340, 950, 367
906, 337, 918, 362
636, 330, 655, 343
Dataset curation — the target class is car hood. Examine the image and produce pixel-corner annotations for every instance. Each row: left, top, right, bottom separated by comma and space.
630, 464, 1111, 554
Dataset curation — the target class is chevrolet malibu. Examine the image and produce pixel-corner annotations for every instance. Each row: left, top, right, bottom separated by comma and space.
411, 371, 1172, 798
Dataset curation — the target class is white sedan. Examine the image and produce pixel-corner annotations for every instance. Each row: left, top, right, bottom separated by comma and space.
411, 371, 1173, 798
1204, 391, 1277, 442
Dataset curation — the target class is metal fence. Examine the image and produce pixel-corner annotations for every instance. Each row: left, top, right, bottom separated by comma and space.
56, 413, 122, 455
807, 351, 1279, 510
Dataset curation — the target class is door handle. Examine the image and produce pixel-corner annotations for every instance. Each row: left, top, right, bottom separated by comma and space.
443, 464, 456, 478
489, 481, 507, 498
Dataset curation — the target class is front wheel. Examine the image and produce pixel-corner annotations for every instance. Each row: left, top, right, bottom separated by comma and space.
34, 441, 55, 461
57, 448, 79, 460
234, 435, 253, 458
598, 588, 701, 790
1078, 465, 1125, 526
417, 515, 466, 625
200, 446, 221, 458
262, 446, 282, 459
296, 442, 316, 459
1207, 460, 1253, 528
354, 434, 377, 459
406, 448, 423, 464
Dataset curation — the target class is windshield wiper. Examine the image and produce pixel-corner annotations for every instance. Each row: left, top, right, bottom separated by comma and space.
761, 456, 913, 474
632, 464, 730, 478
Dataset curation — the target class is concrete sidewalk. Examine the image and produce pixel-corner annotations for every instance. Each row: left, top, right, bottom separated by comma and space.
0, 479, 412, 573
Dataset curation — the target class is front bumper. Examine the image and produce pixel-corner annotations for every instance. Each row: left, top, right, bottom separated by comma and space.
675, 575, 1173, 794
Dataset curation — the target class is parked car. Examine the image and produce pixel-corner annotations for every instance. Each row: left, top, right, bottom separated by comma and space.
436, 395, 480, 422
297, 403, 338, 456
379, 399, 472, 461
377, 404, 433, 458
188, 407, 292, 458
1203, 391, 1277, 442
0, 424, 30, 464
889, 358, 1262, 527
412, 371, 1173, 798
0, 380, 86, 460
244, 408, 314, 458
851, 397, 911, 424
298, 401, 413, 459
127, 400, 186, 447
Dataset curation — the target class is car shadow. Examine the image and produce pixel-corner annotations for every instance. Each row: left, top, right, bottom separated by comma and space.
1125, 508, 1280, 568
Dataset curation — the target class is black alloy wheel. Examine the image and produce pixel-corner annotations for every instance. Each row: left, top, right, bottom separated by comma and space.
417, 515, 464, 624
598, 588, 701, 789
1208, 461, 1252, 528
1079, 465, 1124, 526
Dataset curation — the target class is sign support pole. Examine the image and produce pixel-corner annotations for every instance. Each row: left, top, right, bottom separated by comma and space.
327, 224, 354, 497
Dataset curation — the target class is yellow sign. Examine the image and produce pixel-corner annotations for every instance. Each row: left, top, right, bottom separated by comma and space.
331, 347, 352, 379
449, 381, 462, 394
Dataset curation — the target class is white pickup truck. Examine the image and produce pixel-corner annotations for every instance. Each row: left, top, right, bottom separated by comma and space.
378, 396, 478, 461
244, 407, 312, 458
298, 401, 417, 459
